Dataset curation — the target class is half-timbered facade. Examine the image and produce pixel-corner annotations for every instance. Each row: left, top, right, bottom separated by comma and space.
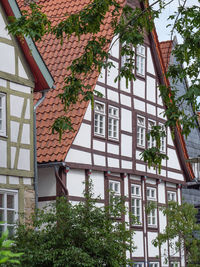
16, 0, 193, 265
0, 0, 54, 229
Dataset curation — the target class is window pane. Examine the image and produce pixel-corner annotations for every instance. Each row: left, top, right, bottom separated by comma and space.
7, 210, 15, 224
7, 195, 14, 209
0, 194, 4, 208
0, 209, 4, 221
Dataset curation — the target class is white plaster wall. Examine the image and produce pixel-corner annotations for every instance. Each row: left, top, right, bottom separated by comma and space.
157, 107, 166, 120
110, 35, 119, 59
65, 149, 92, 164
38, 167, 56, 197
121, 108, 132, 132
107, 60, 118, 88
0, 12, 10, 39
21, 123, 30, 144
10, 147, 16, 169
121, 160, 132, 169
167, 128, 174, 146
166, 182, 176, 188
168, 171, 184, 181
159, 210, 167, 232
146, 178, 156, 185
10, 95, 24, 118
136, 163, 146, 172
120, 94, 131, 107
146, 76, 156, 103
24, 99, 30, 119
147, 47, 155, 75
90, 171, 104, 199
10, 121, 19, 143
136, 150, 142, 160
147, 104, 156, 116
0, 175, 6, 184
84, 102, 91, 121
0, 78, 6, 87
161, 242, 168, 267
38, 200, 55, 210
17, 148, 30, 170
93, 139, 105, 152
124, 175, 129, 197
121, 134, 132, 158
134, 98, 145, 112
158, 182, 166, 204
107, 143, 119, 155
157, 86, 163, 106
107, 157, 119, 168
95, 84, 105, 98
67, 169, 85, 197
177, 188, 181, 205
10, 82, 31, 94
147, 232, 159, 257
130, 175, 141, 181
0, 140, 7, 167
18, 57, 28, 79
132, 231, 144, 257
167, 148, 181, 170
147, 166, 156, 174
107, 89, 119, 102
0, 43, 15, 74
73, 123, 91, 148
120, 77, 131, 92
133, 79, 145, 98
93, 154, 106, 166
160, 169, 166, 177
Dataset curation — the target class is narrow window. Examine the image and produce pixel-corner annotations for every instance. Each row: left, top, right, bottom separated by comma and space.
0, 93, 6, 136
149, 263, 159, 267
136, 45, 145, 76
133, 263, 144, 267
94, 102, 105, 137
0, 190, 18, 236
171, 262, 179, 267
167, 191, 176, 202
108, 106, 119, 140
147, 187, 157, 227
109, 180, 121, 215
159, 123, 166, 153
148, 120, 156, 148
131, 184, 142, 225
137, 116, 145, 147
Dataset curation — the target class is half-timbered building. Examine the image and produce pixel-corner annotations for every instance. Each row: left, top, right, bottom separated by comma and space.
0, 0, 54, 230
16, 0, 194, 265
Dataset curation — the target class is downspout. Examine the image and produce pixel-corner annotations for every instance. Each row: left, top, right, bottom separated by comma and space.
33, 91, 48, 210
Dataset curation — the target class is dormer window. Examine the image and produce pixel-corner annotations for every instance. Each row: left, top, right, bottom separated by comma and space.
136, 45, 145, 76
94, 101, 105, 137
0, 93, 6, 136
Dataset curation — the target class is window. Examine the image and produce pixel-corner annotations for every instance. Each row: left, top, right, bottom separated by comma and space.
136, 45, 145, 76
137, 116, 145, 147
109, 180, 121, 215
171, 262, 179, 267
159, 123, 166, 153
131, 184, 142, 225
149, 263, 159, 267
133, 263, 144, 267
167, 191, 176, 202
0, 93, 6, 136
0, 190, 18, 236
94, 101, 105, 136
147, 187, 157, 227
108, 106, 119, 139
148, 120, 156, 148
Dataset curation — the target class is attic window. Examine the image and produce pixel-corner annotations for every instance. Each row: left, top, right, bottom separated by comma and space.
136, 45, 145, 76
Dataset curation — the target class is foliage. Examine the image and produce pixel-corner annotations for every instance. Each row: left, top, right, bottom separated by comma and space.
4, 182, 134, 267
6, 0, 200, 168
0, 229, 22, 265
153, 201, 200, 266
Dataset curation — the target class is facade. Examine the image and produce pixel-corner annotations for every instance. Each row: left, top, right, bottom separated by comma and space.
160, 40, 200, 207
0, 0, 54, 231
16, 0, 193, 266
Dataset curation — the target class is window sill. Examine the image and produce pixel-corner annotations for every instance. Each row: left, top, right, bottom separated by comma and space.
0, 134, 8, 139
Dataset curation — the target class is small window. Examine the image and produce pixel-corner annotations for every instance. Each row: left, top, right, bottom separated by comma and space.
136, 45, 145, 76
109, 180, 121, 214
137, 116, 145, 147
159, 123, 166, 153
108, 106, 119, 140
131, 184, 142, 225
94, 101, 105, 137
133, 263, 144, 267
0, 93, 6, 136
149, 263, 159, 267
147, 187, 157, 227
0, 190, 18, 236
171, 262, 179, 267
148, 120, 156, 148
167, 191, 176, 202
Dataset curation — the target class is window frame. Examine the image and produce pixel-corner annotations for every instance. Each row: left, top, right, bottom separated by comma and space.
0, 93, 6, 136
170, 262, 180, 267
167, 191, 177, 202
146, 187, 157, 227
0, 189, 18, 235
108, 105, 119, 140
136, 45, 146, 77
108, 179, 121, 217
147, 120, 156, 148
137, 115, 146, 148
131, 184, 142, 225
149, 262, 160, 267
94, 101, 106, 137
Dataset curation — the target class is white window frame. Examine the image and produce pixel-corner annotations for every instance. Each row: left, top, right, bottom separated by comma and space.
94, 101, 105, 137
108, 106, 119, 140
159, 123, 166, 153
131, 184, 142, 225
147, 187, 157, 227
109, 180, 121, 214
167, 191, 177, 202
0, 93, 6, 136
170, 262, 180, 267
149, 262, 160, 267
133, 263, 144, 267
136, 45, 145, 76
137, 116, 145, 148
148, 120, 156, 148
0, 189, 18, 236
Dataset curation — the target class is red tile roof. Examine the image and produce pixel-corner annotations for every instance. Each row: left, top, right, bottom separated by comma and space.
159, 40, 173, 71
16, 0, 124, 163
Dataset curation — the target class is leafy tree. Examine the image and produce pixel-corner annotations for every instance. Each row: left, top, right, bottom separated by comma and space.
4, 182, 134, 267
6, 0, 200, 169
153, 201, 200, 266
